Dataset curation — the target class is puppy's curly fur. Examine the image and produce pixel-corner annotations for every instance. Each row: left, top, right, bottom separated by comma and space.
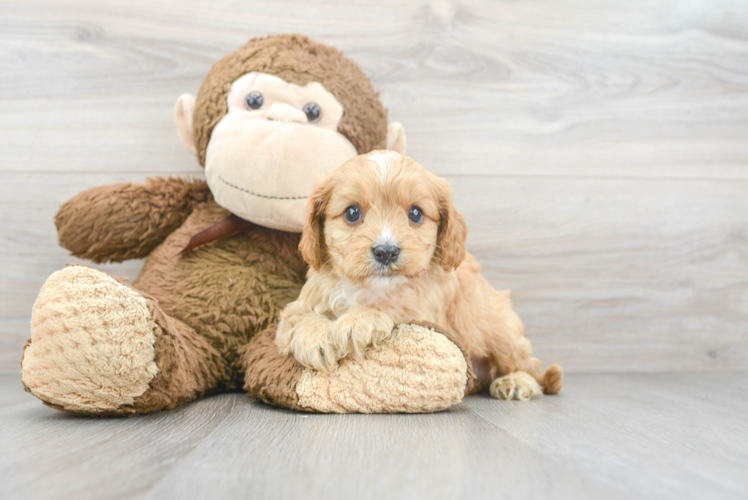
276, 151, 562, 400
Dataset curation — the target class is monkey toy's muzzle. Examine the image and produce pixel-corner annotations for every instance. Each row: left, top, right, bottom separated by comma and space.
205, 112, 357, 232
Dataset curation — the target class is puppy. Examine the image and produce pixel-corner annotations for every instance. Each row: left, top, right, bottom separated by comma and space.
276, 151, 562, 400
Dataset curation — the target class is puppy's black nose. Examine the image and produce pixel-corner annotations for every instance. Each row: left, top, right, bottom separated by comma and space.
372, 245, 400, 265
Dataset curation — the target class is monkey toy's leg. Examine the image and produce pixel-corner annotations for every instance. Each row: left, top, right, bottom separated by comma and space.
240, 322, 481, 414
21, 266, 227, 416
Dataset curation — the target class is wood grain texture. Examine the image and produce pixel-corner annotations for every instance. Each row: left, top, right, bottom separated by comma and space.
1, 0, 748, 374
2, 373, 747, 500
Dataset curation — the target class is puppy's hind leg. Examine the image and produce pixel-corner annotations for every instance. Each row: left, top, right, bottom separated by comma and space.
490, 372, 542, 401
489, 364, 563, 400
539, 363, 563, 395
484, 291, 563, 399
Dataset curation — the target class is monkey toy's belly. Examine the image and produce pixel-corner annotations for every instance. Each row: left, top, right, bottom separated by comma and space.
134, 201, 307, 369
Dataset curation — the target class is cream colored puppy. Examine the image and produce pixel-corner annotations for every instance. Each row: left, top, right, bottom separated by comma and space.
276, 151, 562, 400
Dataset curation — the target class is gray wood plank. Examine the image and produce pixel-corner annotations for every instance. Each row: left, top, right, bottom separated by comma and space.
0, 375, 238, 500
1, 0, 747, 178
2, 373, 747, 500
142, 397, 623, 500
467, 373, 748, 500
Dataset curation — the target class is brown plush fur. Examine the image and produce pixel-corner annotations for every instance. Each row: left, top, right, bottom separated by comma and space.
130, 294, 227, 413
193, 34, 388, 165
239, 325, 309, 410
56, 177, 211, 263
54, 179, 308, 396
44, 196, 306, 414
134, 200, 307, 387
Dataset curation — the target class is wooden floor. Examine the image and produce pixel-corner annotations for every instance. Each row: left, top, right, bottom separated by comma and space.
2, 0, 748, 498
1, 372, 747, 500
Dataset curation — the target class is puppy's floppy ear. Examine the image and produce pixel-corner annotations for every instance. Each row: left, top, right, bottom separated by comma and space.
299, 177, 334, 271
436, 179, 468, 272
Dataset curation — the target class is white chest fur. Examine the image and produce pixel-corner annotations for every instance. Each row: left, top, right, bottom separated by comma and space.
317, 271, 456, 328
324, 276, 407, 317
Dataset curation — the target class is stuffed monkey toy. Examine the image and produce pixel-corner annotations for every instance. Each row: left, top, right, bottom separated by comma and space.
20, 34, 478, 415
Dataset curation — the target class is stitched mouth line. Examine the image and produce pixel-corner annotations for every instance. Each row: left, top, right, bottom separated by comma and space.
219, 177, 308, 200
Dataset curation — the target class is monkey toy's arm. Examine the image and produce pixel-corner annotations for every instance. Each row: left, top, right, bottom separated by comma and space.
55, 177, 211, 263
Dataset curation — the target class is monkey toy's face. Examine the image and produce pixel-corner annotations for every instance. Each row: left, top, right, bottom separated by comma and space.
174, 71, 405, 233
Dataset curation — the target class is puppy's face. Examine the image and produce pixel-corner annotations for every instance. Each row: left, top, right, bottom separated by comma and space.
300, 151, 468, 287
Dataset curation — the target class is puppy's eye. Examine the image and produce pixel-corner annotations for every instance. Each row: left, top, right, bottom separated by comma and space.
303, 102, 321, 123
408, 206, 424, 224
246, 91, 264, 110
344, 205, 362, 224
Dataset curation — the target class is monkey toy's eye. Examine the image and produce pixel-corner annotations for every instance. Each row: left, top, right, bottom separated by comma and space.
303, 102, 321, 123
344, 205, 362, 224
246, 91, 264, 110
408, 206, 424, 224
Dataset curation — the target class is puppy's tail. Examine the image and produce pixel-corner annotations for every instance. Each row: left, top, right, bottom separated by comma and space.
539, 364, 563, 395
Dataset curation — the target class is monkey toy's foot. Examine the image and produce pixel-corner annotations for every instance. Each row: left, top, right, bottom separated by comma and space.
243, 322, 480, 413
21, 266, 222, 416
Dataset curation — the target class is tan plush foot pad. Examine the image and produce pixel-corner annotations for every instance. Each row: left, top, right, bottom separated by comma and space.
21, 266, 158, 412
244, 322, 478, 413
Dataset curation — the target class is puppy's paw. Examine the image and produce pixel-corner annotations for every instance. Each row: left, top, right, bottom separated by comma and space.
292, 335, 339, 372
490, 371, 543, 401
332, 307, 395, 359
276, 314, 339, 372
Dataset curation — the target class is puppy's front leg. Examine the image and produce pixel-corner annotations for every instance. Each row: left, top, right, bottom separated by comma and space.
276, 313, 339, 372
331, 306, 395, 359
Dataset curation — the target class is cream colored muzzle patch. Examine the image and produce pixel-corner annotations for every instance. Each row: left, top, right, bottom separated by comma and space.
22, 266, 158, 412
295, 323, 468, 413
205, 114, 357, 232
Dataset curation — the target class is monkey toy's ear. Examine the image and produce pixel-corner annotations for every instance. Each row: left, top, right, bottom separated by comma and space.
174, 94, 197, 156
386, 122, 407, 155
